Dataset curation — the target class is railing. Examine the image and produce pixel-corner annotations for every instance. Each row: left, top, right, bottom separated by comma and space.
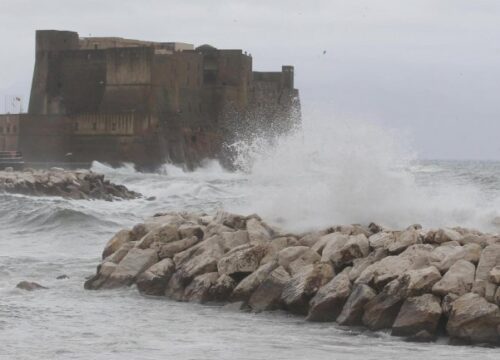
0, 151, 24, 170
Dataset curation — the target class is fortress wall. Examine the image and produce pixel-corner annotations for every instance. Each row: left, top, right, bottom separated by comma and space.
69, 112, 163, 168
56, 49, 107, 114
151, 51, 203, 114
99, 47, 154, 113
0, 115, 20, 151
71, 113, 136, 136
17, 115, 72, 162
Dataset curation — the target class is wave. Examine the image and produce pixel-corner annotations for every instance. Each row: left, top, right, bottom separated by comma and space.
225, 114, 500, 233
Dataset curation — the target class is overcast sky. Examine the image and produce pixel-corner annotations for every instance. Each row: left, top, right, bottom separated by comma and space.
1, 0, 499, 160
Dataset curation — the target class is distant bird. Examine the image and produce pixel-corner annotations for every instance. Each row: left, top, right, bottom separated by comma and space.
323, 50, 327, 55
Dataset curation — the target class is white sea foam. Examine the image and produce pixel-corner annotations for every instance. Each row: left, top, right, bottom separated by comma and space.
90, 115, 500, 233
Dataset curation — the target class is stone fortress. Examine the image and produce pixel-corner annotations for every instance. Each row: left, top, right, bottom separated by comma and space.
0, 30, 300, 169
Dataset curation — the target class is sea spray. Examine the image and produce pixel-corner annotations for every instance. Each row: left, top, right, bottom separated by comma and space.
90, 116, 500, 233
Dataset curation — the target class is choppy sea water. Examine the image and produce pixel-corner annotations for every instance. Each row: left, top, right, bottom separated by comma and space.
2, 120, 500, 359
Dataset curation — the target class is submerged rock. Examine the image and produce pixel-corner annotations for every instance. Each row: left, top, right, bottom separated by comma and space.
16, 281, 47, 291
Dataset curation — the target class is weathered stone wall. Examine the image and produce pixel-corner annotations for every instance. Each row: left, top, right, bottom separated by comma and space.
21, 30, 300, 169
0, 115, 20, 151
17, 114, 72, 162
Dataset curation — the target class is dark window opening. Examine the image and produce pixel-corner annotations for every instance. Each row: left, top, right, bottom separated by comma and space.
6, 126, 10, 133
74, 122, 79, 131
13, 125, 17, 133
57, 82, 62, 89
191, 135, 197, 143
94, 44, 98, 50
92, 122, 97, 131
112, 123, 116, 131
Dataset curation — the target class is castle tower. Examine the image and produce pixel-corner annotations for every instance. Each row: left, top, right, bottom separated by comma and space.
28, 30, 79, 114
281, 65, 294, 89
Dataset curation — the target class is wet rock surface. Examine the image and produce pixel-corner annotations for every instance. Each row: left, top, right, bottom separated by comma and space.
0, 168, 141, 200
85, 210, 500, 346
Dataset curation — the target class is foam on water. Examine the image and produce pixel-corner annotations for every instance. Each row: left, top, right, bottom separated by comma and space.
89, 113, 500, 233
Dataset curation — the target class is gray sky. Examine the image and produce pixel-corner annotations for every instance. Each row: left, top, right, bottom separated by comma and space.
1, 0, 499, 160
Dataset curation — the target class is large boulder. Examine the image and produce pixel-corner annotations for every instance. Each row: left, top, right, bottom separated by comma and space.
260, 236, 299, 265
209, 274, 237, 302
472, 244, 500, 302
220, 230, 250, 251
171, 235, 225, 287
368, 232, 395, 250
136, 258, 175, 296
402, 266, 442, 296
320, 233, 349, 263
337, 284, 377, 326
136, 224, 179, 250
159, 236, 201, 259
281, 263, 334, 315
432, 228, 463, 245
330, 234, 370, 267
100, 248, 158, 289
356, 244, 433, 290
362, 279, 408, 330
490, 266, 500, 285
102, 229, 132, 259
432, 260, 475, 297
392, 294, 442, 340
231, 260, 278, 302
307, 268, 352, 322
213, 210, 246, 230
178, 222, 204, 240
183, 272, 220, 303
217, 244, 268, 279
277, 246, 320, 274
348, 248, 387, 282
447, 292, 500, 344
248, 266, 290, 312
246, 217, 272, 244
385, 229, 420, 254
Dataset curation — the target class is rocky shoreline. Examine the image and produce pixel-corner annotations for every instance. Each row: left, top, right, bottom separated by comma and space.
85, 211, 500, 345
0, 168, 141, 200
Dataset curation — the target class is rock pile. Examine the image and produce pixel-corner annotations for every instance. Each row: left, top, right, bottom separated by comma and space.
0, 168, 140, 200
85, 211, 500, 345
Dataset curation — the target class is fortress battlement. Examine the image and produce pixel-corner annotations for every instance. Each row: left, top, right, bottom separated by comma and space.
1, 30, 300, 169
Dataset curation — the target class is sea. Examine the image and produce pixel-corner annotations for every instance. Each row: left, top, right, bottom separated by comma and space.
1, 117, 500, 359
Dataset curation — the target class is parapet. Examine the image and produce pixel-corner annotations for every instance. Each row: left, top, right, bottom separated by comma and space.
35, 30, 79, 53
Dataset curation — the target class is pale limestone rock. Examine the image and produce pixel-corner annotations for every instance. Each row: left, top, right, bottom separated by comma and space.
248, 266, 290, 312
320, 233, 349, 263
307, 268, 352, 322
447, 292, 500, 345
432, 260, 475, 297
336, 284, 376, 326
102, 229, 132, 259
281, 263, 334, 315
402, 266, 442, 296
368, 232, 395, 250
392, 294, 442, 339
136, 258, 175, 295
217, 244, 268, 277
159, 236, 200, 259
231, 260, 279, 302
